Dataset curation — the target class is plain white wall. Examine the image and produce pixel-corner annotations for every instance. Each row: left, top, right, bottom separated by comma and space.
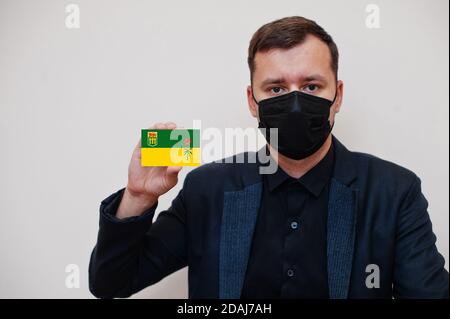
0, 0, 448, 298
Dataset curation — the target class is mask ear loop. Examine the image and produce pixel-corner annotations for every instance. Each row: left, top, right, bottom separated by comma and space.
251, 80, 271, 156
250, 78, 259, 104
328, 82, 339, 132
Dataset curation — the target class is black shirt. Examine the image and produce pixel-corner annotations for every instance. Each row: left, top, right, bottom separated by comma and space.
241, 141, 335, 298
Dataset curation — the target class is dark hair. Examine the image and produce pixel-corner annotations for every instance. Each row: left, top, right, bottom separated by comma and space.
247, 16, 339, 82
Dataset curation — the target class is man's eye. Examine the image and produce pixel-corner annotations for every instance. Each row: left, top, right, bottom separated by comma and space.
304, 84, 319, 93
270, 87, 284, 94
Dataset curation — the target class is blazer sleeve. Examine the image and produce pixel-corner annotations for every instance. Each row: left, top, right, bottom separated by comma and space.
393, 175, 449, 299
88, 180, 189, 299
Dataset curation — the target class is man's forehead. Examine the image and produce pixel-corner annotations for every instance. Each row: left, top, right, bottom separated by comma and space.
253, 36, 333, 81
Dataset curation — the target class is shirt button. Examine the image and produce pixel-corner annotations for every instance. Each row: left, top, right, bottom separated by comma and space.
287, 269, 295, 277
290, 221, 298, 230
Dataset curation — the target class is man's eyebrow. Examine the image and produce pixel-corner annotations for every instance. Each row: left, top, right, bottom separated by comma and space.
259, 74, 329, 87
304, 74, 328, 83
260, 78, 285, 87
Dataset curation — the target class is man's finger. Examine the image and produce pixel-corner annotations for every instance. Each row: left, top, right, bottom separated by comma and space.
165, 122, 177, 130
166, 166, 182, 175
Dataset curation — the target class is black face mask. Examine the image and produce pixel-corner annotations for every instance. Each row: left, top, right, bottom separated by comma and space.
253, 88, 337, 160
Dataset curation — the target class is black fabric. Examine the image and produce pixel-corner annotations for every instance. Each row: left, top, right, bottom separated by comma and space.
257, 90, 336, 159
88, 135, 449, 299
241, 141, 334, 298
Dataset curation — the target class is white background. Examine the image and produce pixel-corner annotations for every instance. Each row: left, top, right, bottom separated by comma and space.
0, 0, 448, 298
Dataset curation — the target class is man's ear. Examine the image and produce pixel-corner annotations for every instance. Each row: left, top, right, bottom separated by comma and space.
333, 80, 344, 113
247, 85, 258, 118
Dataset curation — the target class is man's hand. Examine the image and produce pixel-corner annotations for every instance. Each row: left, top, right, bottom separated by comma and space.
116, 122, 182, 219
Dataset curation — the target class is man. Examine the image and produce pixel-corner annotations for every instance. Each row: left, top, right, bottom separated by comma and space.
89, 16, 449, 299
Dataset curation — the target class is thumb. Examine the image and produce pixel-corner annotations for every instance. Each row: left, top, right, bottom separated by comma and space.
167, 166, 183, 175
166, 165, 183, 176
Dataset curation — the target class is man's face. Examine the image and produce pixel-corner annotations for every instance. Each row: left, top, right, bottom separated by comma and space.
247, 34, 343, 125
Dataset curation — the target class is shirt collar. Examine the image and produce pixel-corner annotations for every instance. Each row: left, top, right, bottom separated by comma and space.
266, 140, 335, 197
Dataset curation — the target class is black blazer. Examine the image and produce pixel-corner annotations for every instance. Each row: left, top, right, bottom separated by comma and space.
89, 135, 449, 299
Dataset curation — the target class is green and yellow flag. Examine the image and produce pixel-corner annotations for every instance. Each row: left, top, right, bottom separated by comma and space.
141, 129, 201, 166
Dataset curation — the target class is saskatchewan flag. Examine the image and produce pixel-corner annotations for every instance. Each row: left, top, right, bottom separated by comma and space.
141, 129, 201, 166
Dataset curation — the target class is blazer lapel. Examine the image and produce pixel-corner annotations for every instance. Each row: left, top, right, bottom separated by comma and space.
218, 182, 263, 299
327, 178, 358, 298
327, 135, 359, 299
